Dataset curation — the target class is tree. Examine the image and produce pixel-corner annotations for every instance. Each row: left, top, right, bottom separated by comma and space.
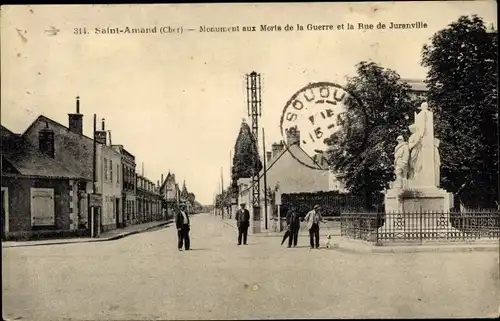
181, 181, 189, 200
187, 192, 196, 206
232, 120, 263, 180
325, 61, 420, 208
421, 15, 498, 208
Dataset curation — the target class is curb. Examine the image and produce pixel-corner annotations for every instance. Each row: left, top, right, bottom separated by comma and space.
2, 221, 172, 248
335, 239, 500, 254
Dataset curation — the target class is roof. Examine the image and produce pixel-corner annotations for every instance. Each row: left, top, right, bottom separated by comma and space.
265, 143, 328, 172
1, 125, 86, 180
22, 115, 121, 180
239, 143, 330, 195
402, 78, 428, 92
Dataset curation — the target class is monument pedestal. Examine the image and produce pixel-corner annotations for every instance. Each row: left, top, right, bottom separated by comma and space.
379, 187, 461, 242
384, 186, 453, 213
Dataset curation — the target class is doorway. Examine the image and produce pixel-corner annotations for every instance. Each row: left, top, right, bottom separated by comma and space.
1, 187, 9, 238
115, 198, 120, 228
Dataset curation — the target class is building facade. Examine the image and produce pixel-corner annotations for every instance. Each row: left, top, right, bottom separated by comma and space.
1, 125, 89, 239
160, 172, 180, 217
112, 145, 137, 227
96, 135, 123, 232
136, 174, 162, 223
22, 98, 122, 233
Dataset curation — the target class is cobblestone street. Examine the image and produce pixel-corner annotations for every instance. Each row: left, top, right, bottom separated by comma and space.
3, 213, 499, 320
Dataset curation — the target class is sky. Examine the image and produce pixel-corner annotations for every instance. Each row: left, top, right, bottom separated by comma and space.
1, 1, 497, 205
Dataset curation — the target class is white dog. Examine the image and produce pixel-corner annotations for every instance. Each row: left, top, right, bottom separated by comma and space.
325, 234, 332, 248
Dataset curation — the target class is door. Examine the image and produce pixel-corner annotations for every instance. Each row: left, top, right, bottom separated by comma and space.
115, 198, 120, 228
1, 187, 8, 237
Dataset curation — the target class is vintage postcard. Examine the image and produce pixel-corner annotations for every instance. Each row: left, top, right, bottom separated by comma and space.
1, 1, 498, 320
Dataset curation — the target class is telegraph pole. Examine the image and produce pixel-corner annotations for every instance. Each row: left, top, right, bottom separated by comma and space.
91, 113, 97, 237
246, 71, 262, 233
220, 167, 224, 219
262, 127, 268, 230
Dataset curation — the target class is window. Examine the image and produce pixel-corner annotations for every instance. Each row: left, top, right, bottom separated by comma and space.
110, 159, 113, 182
104, 158, 108, 180
116, 164, 120, 184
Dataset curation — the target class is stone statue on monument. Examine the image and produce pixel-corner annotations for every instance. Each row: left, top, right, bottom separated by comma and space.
434, 138, 441, 187
407, 102, 429, 183
393, 135, 409, 189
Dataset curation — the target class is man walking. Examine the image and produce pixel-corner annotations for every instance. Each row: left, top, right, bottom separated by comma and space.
304, 204, 325, 249
176, 205, 190, 251
235, 203, 250, 245
286, 207, 301, 248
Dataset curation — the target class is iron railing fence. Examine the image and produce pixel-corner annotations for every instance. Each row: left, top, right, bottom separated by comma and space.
340, 210, 500, 245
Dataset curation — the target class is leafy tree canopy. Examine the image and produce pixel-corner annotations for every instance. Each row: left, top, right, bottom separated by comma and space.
421, 15, 498, 208
325, 61, 420, 207
232, 121, 263, 180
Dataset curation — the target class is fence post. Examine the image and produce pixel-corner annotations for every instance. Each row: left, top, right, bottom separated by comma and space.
419, 208, 423, 244
376, 211, 380, 245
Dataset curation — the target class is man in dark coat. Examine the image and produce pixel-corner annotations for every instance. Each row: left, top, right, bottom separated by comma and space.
235, 203, 250, 245
286, 207, 301, 248
175, 205, 190, 251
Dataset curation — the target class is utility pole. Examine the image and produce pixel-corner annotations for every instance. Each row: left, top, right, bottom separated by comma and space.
262, 127, 268, 230
246, 71, 262, 233
91, 114, 97, 237
221, 167, 224, 219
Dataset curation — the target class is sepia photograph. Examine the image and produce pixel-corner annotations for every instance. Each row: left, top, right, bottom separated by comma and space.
1, 1, 499, 320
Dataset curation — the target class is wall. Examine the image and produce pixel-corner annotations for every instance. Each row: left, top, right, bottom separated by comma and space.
261, 146, 330, 195
165, 180, 177, 200
23, 118, 94, 181
1, 176, 71, 232
96, 144, 123, 230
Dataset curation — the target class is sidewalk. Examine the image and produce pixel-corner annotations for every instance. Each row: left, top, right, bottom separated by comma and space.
336, 237, 500, 253
2, 219, 173, 248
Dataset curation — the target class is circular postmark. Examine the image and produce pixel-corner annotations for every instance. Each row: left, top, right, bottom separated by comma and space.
279, 82, 365, 170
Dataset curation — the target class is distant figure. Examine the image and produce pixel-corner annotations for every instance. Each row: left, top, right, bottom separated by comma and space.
303, 204, 325, 249
175, 205, 190, 251
285, 207, 301, 248
235, 203, 250, 245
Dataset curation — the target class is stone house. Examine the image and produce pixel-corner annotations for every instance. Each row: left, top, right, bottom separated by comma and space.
1, 125, 89, 239
22, 98, 123, 232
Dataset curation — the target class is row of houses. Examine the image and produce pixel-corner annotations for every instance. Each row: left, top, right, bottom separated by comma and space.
1, 97, 187, 240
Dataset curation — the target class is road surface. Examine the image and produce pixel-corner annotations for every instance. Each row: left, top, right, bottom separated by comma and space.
3, 213, 499, 320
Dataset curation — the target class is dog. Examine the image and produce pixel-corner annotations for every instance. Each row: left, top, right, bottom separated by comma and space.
325, 234, 332, 248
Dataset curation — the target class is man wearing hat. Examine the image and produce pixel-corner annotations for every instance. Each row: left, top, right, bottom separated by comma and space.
303, 204, 325, 249
394, 135, 409, 189
235, 203, 250, 245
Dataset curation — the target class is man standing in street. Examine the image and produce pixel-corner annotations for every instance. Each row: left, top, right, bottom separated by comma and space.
175, 205, 190, 251
286, 206, 301, 248
303, 204, 325, 249
235, 203, 250, 245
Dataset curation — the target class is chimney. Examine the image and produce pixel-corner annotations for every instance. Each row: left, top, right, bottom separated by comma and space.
271, 141, 285, 159
266, 151, 272, 163
285, 126, 300, 146
157, 180, 160, 188
161, 174, 164, 184
39, 121, 55, 158
97, 118, 107, 145
68, 96, 83, 135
